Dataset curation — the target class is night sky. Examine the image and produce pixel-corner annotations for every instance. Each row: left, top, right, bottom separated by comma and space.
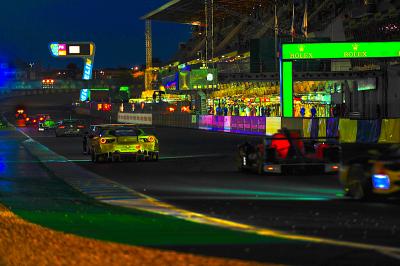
0, 0, 190, 68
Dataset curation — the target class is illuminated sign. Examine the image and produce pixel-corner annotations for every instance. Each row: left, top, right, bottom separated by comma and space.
190, 69, 218, 89
69, 46, 80, 54
356, 78, 376, 91
80, 89, 90, 101
83, 58, 93, 80
50, 41, 95, 83
280, 41, 400, 117
50, 42, 94, 57
282, 42, 400, 60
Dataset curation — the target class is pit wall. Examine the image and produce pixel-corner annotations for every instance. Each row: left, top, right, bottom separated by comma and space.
74, 105, 400, 143
115, 112, 400, 143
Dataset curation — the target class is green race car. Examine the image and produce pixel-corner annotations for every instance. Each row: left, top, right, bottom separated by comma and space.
0, 117, 8, 129
38, 118, 56, 131
83, 124, 159, 163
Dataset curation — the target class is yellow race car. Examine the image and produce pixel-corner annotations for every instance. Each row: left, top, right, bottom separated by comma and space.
340, 145, 400, 200
84, 124, 159, 163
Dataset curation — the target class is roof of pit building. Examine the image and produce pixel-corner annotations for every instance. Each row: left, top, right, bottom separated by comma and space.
141, 0, 277, 24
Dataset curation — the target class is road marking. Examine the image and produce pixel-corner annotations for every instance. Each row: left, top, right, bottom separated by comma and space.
16, 124, 400, 260
106, 193, 400, 260
160, 154, 226, 160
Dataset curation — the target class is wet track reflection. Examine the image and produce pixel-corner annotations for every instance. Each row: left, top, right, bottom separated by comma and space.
2, 95, 400, 265
16, 122, 400, 249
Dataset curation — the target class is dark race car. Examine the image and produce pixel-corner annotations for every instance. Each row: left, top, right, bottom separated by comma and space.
38, 118, 56, 131
237, 128, 340, 175
15, 107, 27, 127
0, 116, 8, 129
27, 114, 50, 128
340, 144, 400, 200
55, 119, 87, 137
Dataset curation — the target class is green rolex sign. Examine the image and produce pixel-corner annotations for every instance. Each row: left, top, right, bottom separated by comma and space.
282, 42, 400, 60
280, 41, 400, 117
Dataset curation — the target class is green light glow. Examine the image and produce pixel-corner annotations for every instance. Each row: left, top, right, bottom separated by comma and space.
282, 42, 400, 60
91, 88, 110, 91
282, 61, 293, 117
183, 187, 338, 201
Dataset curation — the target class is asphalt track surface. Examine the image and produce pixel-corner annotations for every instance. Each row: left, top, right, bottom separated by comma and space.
3, 94, 400, 265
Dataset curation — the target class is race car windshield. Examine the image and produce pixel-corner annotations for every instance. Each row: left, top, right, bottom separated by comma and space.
110, 129, 138, 136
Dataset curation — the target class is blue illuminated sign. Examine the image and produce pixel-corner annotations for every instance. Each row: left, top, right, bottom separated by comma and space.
80, 89, 90, 101
83, 58, 93, 80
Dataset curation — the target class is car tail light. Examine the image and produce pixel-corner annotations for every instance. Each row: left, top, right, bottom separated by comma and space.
26, 118, 30, 121
99, 138, 115, 144
33, 119, 37, 123
148, 136, 155, 142
39, 117, 44, 121
58, 125, 65, 129
77, 125, 85, 129
135, 145, 141, 150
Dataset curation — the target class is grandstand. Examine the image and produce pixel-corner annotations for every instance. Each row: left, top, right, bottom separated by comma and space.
144, 0, 400, 71
142, 0, 400, 118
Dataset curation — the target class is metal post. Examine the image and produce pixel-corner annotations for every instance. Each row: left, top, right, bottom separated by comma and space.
274, 2, 278, 72
204, 0, 208, 68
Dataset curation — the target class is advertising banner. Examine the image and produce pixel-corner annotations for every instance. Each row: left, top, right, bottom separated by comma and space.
118, 113, 152, 125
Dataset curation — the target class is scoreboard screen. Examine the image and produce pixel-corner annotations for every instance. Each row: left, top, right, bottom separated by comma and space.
50, 43, 93, 57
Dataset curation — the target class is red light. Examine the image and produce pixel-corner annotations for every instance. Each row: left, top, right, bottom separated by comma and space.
26, 117, 30, 121
100, 138, 107, 144
135, 145, 141, 150
77, 125, 85, 129
33, 119, 37, 123
168, 107, 175, 112
39, 117, 44, 121
58, 125, 65, 129
331, 165, 339, 170
181, 106, 190, 112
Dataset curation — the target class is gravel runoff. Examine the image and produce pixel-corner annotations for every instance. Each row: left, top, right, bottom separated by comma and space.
0, 205, 279, 266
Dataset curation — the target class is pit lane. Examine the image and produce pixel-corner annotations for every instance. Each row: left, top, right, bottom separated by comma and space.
3, 94, 400, 265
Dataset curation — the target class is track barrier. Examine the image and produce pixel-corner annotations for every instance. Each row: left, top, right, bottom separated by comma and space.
73, 103, 400, 144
